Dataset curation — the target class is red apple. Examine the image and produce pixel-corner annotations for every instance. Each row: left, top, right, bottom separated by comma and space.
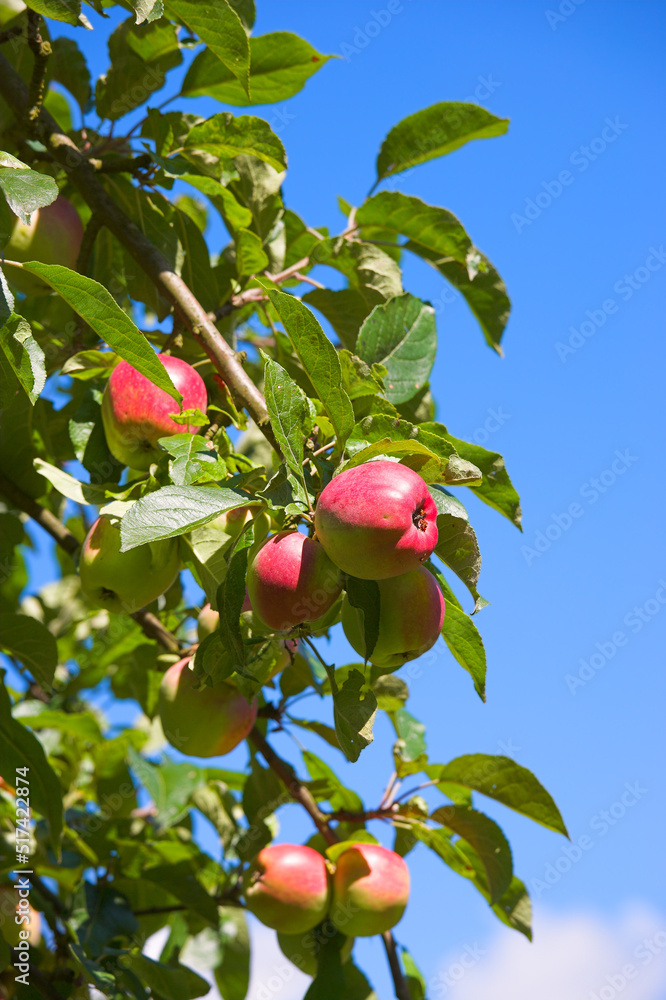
341, 566, 445, 669
331, 844, 409, 937
79, 517, 180, 614
247, 531, 342, 632
314, 461, 438, 580
3, 195, 83, 296
101, 355, 208, 469
243, 844, 330, 934
158, 656, 257, 757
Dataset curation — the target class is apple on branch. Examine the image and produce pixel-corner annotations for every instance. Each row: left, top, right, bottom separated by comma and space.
243, 844, 330, 934
342, 565, 445, 669
158, 656, 257, 757
246, 531, 342, 632
314, 460, 438, 580
102, 355, 208, 470
79, 517, 180, 615
331, 843, 410, 937
3, 195, 83, 296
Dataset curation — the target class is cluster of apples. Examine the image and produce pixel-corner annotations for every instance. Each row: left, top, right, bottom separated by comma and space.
244, 841, 410, 955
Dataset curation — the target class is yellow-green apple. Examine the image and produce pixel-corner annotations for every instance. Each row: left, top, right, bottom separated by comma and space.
158, 656, 257, 757
2, 195, 84, 296
243, 844, 330, 933
277, 928, 354, 976
342, 566, 445, 669
247, 531, 342, 632
79, 517, 180, 614
331, 844, 409, 937
0, 885, 41, 949
314, 460, 438, 580
102, 355, 207, 469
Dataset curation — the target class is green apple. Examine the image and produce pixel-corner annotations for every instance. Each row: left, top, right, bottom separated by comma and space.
342, 566, 445, 669
158, 656, 257, 757
331, 844, 409, 937
3, 195, 83, 296
79, 517, 180, 614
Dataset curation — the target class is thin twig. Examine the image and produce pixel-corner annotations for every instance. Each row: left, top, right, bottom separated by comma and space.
382, 932, 411, 1000
292, 271, 325, 289
25, 11, 50, 123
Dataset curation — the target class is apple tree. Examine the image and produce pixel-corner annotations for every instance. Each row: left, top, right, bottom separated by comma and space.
0, 2, 568, 998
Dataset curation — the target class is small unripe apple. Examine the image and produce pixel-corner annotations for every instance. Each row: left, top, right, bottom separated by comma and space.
314, 460, 438, 580
2, 195, 84, 296
342, 566, 445, 669
331, 844, 409, 937
243, 844, 330, 934
277, 927, 354, 976
247, 532, 342, 632
79, 517, 180, 615
101, 355, 208, 470
0, 885, 41, 949
158, 656, 257, 757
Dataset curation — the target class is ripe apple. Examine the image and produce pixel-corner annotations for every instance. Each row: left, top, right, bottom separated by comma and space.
277, 927, 354, 976
101, 355, 208, 470
2, 195, 84, 296
330, 844, 409, 937
158, 656, 257, 757
79, 517, 180, 615
342, 566, 445, 669
243, 844, 330, 934
314, 460, 438, 580
247, 531, 342, 632
0, 885, 41, 949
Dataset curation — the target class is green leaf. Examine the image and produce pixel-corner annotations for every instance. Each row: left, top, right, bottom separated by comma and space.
375, 102, 509, 184
0, 612, 57, 689
129, 0, 165, 24
304, 932, 347, 1000
392, 708, 426, 769
330, 667, 377, 763
430, 803, 513, 903
183, 113, 287, 173
50, 38, 91, 112
15, 263, 182, 403
441, 432, 522, 528
120, 485, 256, 549
345, 414, 463, 483
0, 670, 63, 851
158, 433, 226, 487
78, 884, 139, 958
426, 754, 568, 836
401, 946, 426, 1000
262, 353, 311, 489
14, 705, 103, 742
183, 31, 332, 105
372, 674, 408, 712
235, 227, 269, 276
215, 907, 250, 1000
164, 0, 249, 96
428, 485, 485, 611
356, 293, 436, 405
429, 567, 486, 701
122, 953, 210, 1000
345, 576, 380, 662
457, 841, 532, 939
34, 458, 108, 505
339, 349, 386, 400
216, 524, 254, 673
302, 750, 363, 812
0, 152, 58, 223
356, 191, 510, 353
303, 288, 371, 351
23, 0, 81, 25
0, 314, 45, 404
265, 288, 354, 452
95, 17, 182, 121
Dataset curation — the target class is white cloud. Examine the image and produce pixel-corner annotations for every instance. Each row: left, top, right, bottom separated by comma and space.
429, 905, 666, 1000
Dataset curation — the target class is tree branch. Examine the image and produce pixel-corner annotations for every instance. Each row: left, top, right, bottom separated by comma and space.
76, 213, 104, 275
249, 727, 411, 1000
0, 52, 277, 453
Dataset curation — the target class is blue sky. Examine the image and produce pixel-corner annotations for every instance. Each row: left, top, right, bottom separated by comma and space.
12, 1, 666, 997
